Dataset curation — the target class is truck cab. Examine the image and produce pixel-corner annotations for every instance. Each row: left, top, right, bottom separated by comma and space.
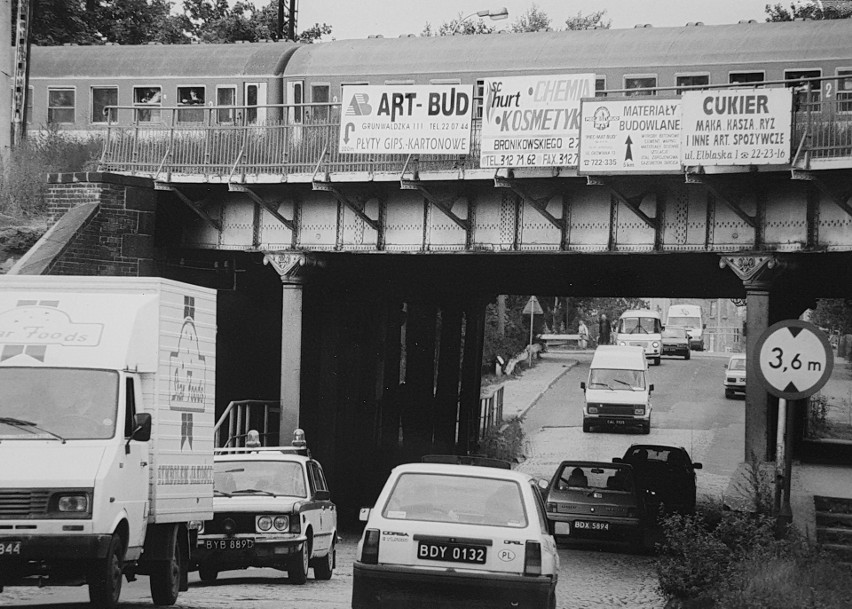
665, 304, 705, 351
581, 346, 653, 434
615, 309, 663, 366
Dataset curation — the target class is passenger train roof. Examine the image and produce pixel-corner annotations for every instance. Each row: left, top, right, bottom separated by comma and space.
30, 42, 299, 79
284, 20, 852, 79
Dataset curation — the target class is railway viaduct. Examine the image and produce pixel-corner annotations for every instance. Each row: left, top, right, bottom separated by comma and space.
11, 108, 852, 518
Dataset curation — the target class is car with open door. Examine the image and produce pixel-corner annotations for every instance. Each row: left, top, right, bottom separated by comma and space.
616, 444, 702, 517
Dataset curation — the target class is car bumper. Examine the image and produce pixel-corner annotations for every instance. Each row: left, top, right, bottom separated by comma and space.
194, 536, 305, 569
547, 515, 642, 540
724, 382, 746, 393
662, 345, 689, 356
352, 561, 556, 609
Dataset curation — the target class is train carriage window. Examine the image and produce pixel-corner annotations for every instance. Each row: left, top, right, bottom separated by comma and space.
91, 87, 117, 123
177, 86, 205, 123
311, 84, 330, 122
595, 77, 607, 98
785, 69, 821, 109
676, 74, 709, 94
474, 79, 485, 119
216, 86, 236, 124
48, 88, 75, 124
133, 86, 162, 123
288, 81, 304, 124
624, 75, 656, 96
838, 69, 852, 113
729, 72, 765, 86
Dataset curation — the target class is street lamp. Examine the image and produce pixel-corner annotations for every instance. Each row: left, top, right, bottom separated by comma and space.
454, 7, 509, 33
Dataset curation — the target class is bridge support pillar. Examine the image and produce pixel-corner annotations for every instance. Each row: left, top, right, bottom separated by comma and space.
279, 279, 303, 440
745, 282, 771, 461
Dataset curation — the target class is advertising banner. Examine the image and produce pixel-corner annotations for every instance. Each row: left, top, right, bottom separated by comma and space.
480, 74, 595, 168
338, 85, 473, 154
681, 88, 792, 165
579, 99, 681, 173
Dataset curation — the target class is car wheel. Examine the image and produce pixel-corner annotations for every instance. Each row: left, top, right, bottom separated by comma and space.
198, 566, 218, 583
684, 351, 691, 360
288, 537, 310, 585
653, 357, 661, 366
312, 540, 334, 580
88, 534, 124, 609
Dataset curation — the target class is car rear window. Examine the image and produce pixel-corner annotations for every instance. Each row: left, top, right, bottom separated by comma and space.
382, 473, 528, 528
555, 464, 635, 493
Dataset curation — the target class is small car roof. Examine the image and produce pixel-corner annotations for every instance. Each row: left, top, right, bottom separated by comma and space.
591, 345, 647, 368
391, 462, 532, 483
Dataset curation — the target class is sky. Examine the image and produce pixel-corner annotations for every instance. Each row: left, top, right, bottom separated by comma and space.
295, 0, 774, 41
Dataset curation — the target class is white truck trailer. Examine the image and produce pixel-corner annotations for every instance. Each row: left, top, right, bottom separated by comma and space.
0, 276, 216, 608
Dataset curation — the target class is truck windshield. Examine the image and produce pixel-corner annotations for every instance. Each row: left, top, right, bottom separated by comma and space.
618, 317, 661, 334
0, 368, 118, 440
667, 316, 699, 328
589, 368, 645, 390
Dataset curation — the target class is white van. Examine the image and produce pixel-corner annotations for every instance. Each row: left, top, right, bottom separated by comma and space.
665, 304, 705, 351
581, 346, 653, 434
615, 309, 663, 366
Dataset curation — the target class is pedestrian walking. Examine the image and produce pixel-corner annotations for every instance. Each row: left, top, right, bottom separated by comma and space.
578, 319, 589, 349
598, 313, 611, 345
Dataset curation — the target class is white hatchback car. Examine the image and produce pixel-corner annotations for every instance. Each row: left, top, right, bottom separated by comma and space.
724, 354, 747, 399
352, 457, 559, 609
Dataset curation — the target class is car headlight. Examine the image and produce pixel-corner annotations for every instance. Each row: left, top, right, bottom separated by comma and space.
618, 341, 626, 346
257, 515, 273, 532
273, 516, 289, 531
652, 341, 660, 348
188, 520, 205, 533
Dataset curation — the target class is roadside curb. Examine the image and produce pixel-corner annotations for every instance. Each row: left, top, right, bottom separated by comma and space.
515, 360, 578, 420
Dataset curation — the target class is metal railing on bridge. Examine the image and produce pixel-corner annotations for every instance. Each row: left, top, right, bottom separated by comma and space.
214, 399, 282, 448
96, 96, 852, 182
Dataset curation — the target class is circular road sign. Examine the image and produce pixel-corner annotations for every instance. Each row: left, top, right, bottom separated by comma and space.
753, 320, 834, 400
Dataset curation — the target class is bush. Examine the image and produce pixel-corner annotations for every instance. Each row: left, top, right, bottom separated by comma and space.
477, 416, 525, 463
0, 129, 101, 220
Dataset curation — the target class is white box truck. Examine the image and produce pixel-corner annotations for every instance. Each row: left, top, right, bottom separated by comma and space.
665, 304, 705, 351
0, 276, 216, 608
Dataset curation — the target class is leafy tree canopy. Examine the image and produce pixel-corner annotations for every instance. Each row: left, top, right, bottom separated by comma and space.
424, 4, 610, 36
24, 0, 331, 45
765, 0, 852, 21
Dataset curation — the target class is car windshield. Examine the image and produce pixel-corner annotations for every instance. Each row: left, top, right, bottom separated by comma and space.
729, 358, 746, 371
662, 328, 687, 338
618, 317, 661, 334
555, 464, 635, 493
589, 368, 645, 390
214, 460, 307, 497
382, 473, 528, 528
666, 316, 699, 329
0, 368, 118, 440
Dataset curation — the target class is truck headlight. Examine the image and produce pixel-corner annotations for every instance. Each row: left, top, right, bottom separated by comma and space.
273, 516, 289, 531
634, 408, 645, 415
257, 515, 273, 532
587, 406, 599, 414
58, 495, 89, 512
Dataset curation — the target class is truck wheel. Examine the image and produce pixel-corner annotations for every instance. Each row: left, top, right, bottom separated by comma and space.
312, 540, 335, 580
88, 534, 125, 609
198, 566, 218, 583
149, 536, 182, 605
582, 420, 591, 433
642, 422, 651, 435
288, 538, 310, 585
725, 389, 734, 399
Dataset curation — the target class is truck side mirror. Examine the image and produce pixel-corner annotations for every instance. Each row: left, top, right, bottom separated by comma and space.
580, 381, 586, 391
132, 413, 152, 442
648, 384, 654, 393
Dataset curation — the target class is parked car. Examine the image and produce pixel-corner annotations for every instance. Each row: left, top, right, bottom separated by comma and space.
543, 460, 647, 552
661, 326, 691, 359
192, 430, 337, 584
353, 456, 559, 609
616, 444, 702, 516
724, 354, 747, 399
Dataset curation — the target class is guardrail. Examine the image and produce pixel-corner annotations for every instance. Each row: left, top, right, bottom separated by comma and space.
479, 384, 504, 438
214, 399, 282, 448
96, 98, 852, 180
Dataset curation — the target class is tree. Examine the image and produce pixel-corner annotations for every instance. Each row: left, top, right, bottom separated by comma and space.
564, 9, 611, 30
765, 1, 852, 21
421, 14, 498, 37
509, 5, 551, 33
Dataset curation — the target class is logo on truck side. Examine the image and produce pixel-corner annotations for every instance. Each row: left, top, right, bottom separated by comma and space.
0, 301, 103, 362
169, 296, 207, 414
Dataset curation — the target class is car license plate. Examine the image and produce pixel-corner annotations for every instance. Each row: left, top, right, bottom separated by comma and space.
0, 540, 22, 556
205, 538, 255, 551
417, 541, 486, 564
573, 520, 610, 532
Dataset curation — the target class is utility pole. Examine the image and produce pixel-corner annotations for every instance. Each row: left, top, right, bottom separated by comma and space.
11, 0, 33, 148
0, 0, 12, 160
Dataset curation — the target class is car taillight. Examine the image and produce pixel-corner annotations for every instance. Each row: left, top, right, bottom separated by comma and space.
546, 502, 557, 513
361, 528, 380, 564
523, 540, 542, 576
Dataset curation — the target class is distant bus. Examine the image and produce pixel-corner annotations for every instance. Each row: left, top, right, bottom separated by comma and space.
615, 309, 663, 366
666, 304, 705, 351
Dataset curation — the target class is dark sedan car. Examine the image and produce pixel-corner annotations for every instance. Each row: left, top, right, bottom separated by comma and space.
544, 460, 647, 552
661, 327, 691, 359
616, 444, 702, 517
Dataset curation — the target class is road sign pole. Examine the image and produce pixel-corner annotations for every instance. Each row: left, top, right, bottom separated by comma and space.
774, 397, 786, 516
528, 309, 534, 367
